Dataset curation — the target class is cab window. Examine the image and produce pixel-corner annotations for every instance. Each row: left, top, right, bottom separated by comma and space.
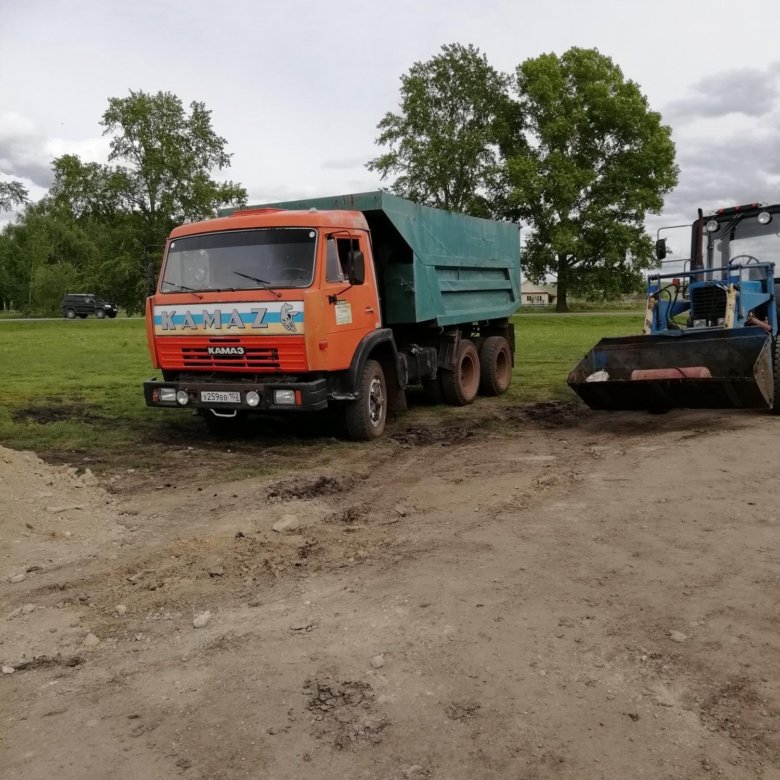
325, 237, 360, 283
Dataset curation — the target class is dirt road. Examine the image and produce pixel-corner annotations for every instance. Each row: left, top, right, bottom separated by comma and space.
1, 403, 778, 779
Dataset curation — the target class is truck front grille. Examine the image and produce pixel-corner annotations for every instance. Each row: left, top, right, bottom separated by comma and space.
157, 336, 307, 372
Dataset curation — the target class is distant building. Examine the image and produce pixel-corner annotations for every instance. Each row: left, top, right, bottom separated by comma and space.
521, 284, 556, 306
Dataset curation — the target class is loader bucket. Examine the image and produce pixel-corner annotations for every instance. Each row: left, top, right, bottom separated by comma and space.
568, 327, 774, 411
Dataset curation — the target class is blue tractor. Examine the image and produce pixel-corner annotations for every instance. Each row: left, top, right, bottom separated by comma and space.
569, 203, 780, 412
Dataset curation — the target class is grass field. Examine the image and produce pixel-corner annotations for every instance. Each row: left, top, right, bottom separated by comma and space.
0, 314, 641, 464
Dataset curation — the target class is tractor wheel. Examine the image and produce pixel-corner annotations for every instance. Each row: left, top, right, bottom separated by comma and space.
65, 308, 76, 319
772, 338, 780, 415
478, 336, 512, 396
345, 359, 387, 440
441, 339, 480, 406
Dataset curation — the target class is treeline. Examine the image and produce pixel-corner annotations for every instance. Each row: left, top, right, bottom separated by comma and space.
0, 91, 246, 315
0, 46, 678, 314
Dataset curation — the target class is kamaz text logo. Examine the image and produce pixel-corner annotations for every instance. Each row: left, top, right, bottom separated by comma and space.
160, 308, 269, 331
207, 346, 245, 356
154, 303, 303, 335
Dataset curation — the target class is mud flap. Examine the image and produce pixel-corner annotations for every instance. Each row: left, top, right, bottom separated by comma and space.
568, 327, 774, 411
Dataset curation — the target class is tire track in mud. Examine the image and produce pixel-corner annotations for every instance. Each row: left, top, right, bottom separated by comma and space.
5, 405, 776, 779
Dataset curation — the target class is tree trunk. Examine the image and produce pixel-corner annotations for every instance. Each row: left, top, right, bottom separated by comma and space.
555, 255, 569, 312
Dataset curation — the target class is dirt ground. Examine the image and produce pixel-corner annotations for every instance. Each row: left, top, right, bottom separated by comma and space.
1, 402, 778, 780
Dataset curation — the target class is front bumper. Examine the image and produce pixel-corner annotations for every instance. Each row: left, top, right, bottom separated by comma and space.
143, 377, 329, 412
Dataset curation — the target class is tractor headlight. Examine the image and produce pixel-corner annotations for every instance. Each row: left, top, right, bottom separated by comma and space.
246, 390, 260, 407
758, 211, 772, 225
706, 220, 719, 233
159, 387, 177, 403
176, 391, 189, 406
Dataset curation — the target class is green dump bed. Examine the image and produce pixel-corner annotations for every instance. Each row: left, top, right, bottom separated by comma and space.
228, 191, 521, 327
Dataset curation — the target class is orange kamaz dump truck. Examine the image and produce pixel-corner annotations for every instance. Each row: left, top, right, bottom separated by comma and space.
144, 192, 521, 439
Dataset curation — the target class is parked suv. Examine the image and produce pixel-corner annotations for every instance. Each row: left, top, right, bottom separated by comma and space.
62, 294, 119, 319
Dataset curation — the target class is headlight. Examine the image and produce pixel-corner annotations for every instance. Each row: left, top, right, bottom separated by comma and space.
758, 211, 772, 225
159, 387, 177, 403
273, 389, 296, 405
706, 220, 719, 233
246, 390, 260, 407
176, 391, 189, 406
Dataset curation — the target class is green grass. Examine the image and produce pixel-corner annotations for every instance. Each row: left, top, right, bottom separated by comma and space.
512, 313, 640, 402
0, 313, 643, 463
0, 319, 179, 462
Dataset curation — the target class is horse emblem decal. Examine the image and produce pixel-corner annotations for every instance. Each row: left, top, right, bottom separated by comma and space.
280, 302, 299, 333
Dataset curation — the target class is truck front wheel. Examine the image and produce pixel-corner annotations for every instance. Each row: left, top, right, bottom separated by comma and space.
345, 359, 387, 440
441, 339, 480, 405
479, 336, 512, 396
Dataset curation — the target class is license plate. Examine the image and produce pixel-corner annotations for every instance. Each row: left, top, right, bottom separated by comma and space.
200, 391, 241, 404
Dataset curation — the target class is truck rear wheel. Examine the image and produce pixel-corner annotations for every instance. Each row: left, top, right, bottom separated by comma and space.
441, 339, 480, 406
478, 336, 512, 396
345, 359, 387, 440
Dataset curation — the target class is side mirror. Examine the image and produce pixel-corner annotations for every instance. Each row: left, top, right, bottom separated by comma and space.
655, 238, 667, 261
146, 262, 156, 296
347, 250, 365, 285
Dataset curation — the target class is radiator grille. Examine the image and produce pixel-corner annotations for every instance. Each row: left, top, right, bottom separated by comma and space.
157, 336, 306, 372
691, 286, 727, 321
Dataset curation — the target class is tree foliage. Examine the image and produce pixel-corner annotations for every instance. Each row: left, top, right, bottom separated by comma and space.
502, 48, 678, 310
369, 45, 678, 310
0, 91, 247, 314
367, 44, 509, 217
101, 91, 246, 228
0, 180, 29, 212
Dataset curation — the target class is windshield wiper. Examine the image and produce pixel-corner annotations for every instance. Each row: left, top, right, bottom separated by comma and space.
232, 271, 282, 298
161, 281, 203, 299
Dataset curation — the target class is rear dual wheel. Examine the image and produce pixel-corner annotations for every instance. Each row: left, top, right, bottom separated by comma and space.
478, 336, 512, 396
441, 340, 480, 406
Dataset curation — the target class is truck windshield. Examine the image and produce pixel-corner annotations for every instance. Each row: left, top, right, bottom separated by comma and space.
160, 228, 317, 293
703, 213, 780, 274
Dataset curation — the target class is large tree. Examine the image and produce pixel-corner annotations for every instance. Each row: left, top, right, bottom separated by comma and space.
502, 48, 678, 311
367, 43, 510, 217
14, 90, 249, 313
100, 90, 246, 230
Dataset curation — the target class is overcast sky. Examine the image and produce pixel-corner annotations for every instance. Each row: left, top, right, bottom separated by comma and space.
2, 0, 779, 246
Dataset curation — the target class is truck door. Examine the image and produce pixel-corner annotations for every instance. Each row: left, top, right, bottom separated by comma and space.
321, 233, 381, 370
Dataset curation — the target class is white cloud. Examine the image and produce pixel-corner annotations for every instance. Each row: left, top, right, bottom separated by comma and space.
45, 135, 111, 165
0, 112, 53, 187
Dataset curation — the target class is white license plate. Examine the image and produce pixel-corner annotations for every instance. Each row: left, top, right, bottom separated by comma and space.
200, 391, 241, 404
